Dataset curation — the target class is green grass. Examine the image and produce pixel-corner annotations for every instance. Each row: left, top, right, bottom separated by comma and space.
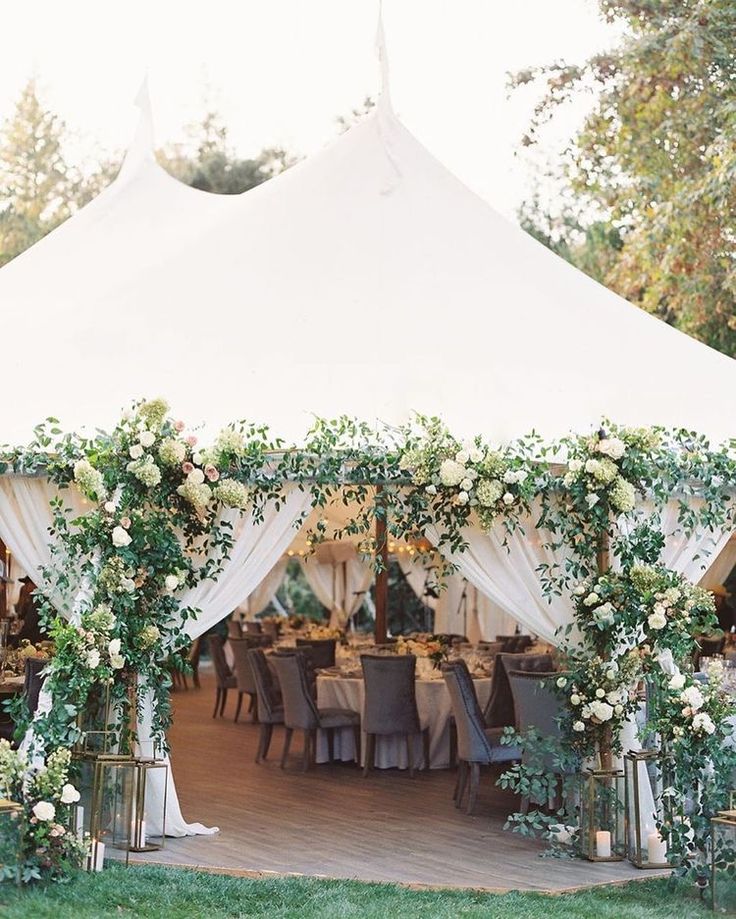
0, 863, 711, 918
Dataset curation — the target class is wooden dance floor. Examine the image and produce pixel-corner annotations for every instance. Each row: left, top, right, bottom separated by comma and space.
122, 667, 663, 891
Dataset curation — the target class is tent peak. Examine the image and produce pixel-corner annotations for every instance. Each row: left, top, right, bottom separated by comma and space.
117, 75, 156, 182
375, 1, 393, 116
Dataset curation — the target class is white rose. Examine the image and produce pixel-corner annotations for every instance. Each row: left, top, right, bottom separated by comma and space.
468, 447, 483, 463
86, 648, 100, 669
570, 694, 581, 706
112, 526, 132, 548
606, 688, 625, 705
502, 492, 515, 506
103, 501, 116, 514
110, 654, 125, 670
586, 493, 600, 509
60, 783, 80, 805
425, 484, 437, 495
139, 430, 155, 448
668, 673, 686, 691
595, 688, 605, 698
572, 721, 585, 732
594, 602, 615, 624
583, 592, 600, 607
556, 676, 567, 688
455, 491, 469, 506
692, 712, 715, 735
589, 700, 614, 722
165, 574, 179, 592
188, 468, 206, 486
614, 704, 624, 716
585, 458, 601, 475
568, 459, 583, 474
503, 469, 518, 485
129, 444, 144, 460
515, 469, 528, 484
193, 452, 203, 465
573, 584, 586, 596
647, 610, 667, 630
681, 685, 705, 712
605, 669, 616, 681
109, 638, 121, 657
455, 449, 469, 465
597, 437, 626, 460
33, 801, 55, 822
460, 478, 474, 492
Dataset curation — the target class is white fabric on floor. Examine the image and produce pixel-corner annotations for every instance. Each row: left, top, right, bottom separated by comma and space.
235, 557, 288, 619
299, 547, 373, 628
315, 674, 492, 769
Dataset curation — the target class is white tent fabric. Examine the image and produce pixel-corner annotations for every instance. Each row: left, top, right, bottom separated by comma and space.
0, 93, 735, 446
235, 557, 288, 619
299, 546, 373, 628
700, 537, 736, 590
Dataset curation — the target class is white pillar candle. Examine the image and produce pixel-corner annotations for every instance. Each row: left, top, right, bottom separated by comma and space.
647, 832, 667, 864
74, 805, 84, 839
93, 840, 105, 872
595, 830, 612, 858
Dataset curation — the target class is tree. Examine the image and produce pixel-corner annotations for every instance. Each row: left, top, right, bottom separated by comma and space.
514, 1, 736, 356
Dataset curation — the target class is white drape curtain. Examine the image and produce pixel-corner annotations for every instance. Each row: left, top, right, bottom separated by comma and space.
398, 554, 517, 642
299, 548, 373, 628
235, 557, 288, 619
700, 537, 736, 589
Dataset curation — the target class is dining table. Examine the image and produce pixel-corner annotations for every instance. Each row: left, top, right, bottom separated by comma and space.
314, 668, 492, 770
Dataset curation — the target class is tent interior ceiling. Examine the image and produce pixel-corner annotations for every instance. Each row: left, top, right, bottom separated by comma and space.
0, 79, 734, 448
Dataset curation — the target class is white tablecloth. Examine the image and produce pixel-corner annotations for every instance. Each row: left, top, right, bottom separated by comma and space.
315, 674, 492, 770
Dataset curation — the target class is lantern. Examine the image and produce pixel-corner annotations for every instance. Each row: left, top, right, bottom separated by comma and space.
0, 798, 23, 884
712, 811, 736, 914
623, 750, 674, 868
578, 768, 626, 861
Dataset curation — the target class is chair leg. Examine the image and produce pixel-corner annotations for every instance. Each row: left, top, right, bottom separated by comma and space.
262, 723, 274, 761
234, 692, 243, 723
352, 726, 361, 766
453, 760, 466, 805
327, 728, 334, 764
193, 664, 200, 689
407, 734, 415, 779
220, 688, 229, 717
280, 728, 293, 769
422, 727, 430, 771
302, 730, 312, 772
466, 762, 480, 815
362, 733, 375, 778
212, 687, 221, 718
449, 718, 457, 768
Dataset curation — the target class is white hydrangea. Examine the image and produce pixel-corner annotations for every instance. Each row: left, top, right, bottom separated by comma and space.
692, 712, 715, 735
73, 459, 106, 501
610, 477, 636, 513
476, 479, 504, 508
159, 438, 187, 467
647, 610, 667, 630
216, 478, 250, 510
439, 459, 467, 487
589, 700, 614, 722
681, 685, 705, 712
597, 437, 626, 460
215, 427, 247, 457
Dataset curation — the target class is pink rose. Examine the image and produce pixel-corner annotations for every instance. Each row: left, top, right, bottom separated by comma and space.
204, 464, 220, 482
174, 420, 185, 432
120, 516, 131, 529
186, 435, 197, 447
182, 462, 194, 474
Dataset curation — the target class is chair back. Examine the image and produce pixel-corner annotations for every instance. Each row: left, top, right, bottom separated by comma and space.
245, 621, 263, 634
496, 634, 534, 654
208, 634, 234, 688
24, 657, 46, 716
261, 620, 280, 640
229, 638, 257, 694
227, 618, 243, 640
484, 652, 554, 728
442, 660, 494, 764
478, 640, 504, 656
296, 637, 336, 669
271, 652, 320, 730
247, 649, 281, 722
361, 654, 421, 735
508, 670, 565, 773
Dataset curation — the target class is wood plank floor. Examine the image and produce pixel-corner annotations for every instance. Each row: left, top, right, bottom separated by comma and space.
118, 667, 666, 891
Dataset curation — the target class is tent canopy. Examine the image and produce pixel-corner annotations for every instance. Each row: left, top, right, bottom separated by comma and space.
1, 90, 734, 447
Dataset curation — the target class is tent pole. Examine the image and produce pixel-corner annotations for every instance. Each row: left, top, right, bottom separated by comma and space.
374, 486, 388, 644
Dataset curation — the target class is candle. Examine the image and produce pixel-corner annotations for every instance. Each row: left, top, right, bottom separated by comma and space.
130, 818, 146, 848
595, 830, 611, 858
647, 832, 667, 864
93, 840, 105, 872
74, 805, 84, 839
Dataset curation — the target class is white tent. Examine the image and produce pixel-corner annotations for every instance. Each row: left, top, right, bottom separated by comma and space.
1, 87, 735, 446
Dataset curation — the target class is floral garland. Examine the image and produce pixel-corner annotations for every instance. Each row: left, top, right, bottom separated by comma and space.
0, 741, 87, 883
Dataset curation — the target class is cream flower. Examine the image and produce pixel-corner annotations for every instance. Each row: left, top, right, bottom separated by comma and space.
188, 468, 206, 486
692, 712, 715, 735
86, 648, 100, 669
572, 721, 585, 732
112, 526, 132, 548
647, 610, 667, 630
129, 443, 144, 460
60, 783, 80, 805
589, 700, 614, 722
668, 672, 686, 691
570, 694, 581, 706
139, 430, 156, 448
439, 459, 467, 488
681, 685, 704, 712
32, 801, 55, 822
502, 492, 515, 506
164, 574, 179, 592
597, 437, 626, 460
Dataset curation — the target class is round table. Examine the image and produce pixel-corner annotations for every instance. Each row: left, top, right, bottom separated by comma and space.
315, 673, 492, 770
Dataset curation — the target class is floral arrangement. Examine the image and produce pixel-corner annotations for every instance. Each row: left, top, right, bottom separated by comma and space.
0, 740, 87, 883
395, 633, 450, 668
304, 623, 343, 641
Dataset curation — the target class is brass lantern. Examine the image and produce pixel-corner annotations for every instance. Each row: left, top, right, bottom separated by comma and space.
623, 750, 673, 869
578, 768, 626, 861
712, 810, 736, 914
0, 798, 23, 884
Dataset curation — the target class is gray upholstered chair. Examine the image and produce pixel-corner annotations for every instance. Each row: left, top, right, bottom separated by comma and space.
484, 652, 555, 732
227, 618, 243, 640
496, 634, 534, 654
360, 654, 430, 779
245, 621, 263, 634
229, 637, 260, 723
508, 669, 569, 809
296, 637, 336, 669
271, 652, 360, 771
248, 648, 285, 763
443, 659, 521, 814
209, 634, 237, 718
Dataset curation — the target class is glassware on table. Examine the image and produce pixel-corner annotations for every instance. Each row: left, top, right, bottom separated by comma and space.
0, 620, 9, 680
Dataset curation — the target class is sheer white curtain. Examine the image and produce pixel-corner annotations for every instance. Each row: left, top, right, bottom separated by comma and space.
299, 544, 373, 628
700, 537, 736, 589
398, 554, 517, 642
236, 557, 288, 619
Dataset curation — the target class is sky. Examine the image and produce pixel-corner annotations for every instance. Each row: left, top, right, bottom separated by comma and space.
0, 0, 619, 218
